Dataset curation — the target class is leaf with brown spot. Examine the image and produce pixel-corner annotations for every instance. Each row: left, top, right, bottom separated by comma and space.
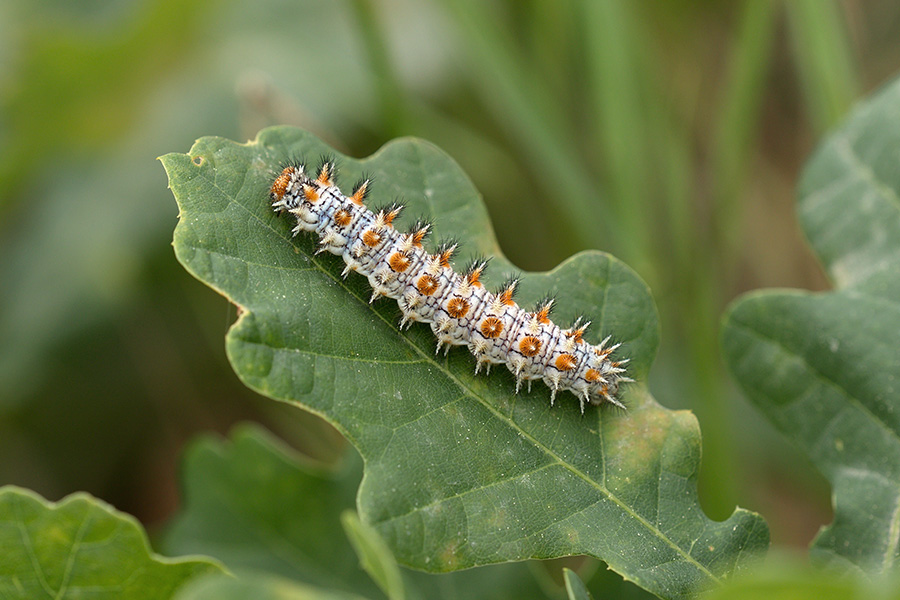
161, 126, 767, 599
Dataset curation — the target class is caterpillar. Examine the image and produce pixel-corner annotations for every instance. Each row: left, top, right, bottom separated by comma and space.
269, 160, 631, 412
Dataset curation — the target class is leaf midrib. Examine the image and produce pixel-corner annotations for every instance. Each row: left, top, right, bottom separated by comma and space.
181, 147, 721, 585
833, 135, 900, 214
243, 198, 718, 586
729, 317, 900, 449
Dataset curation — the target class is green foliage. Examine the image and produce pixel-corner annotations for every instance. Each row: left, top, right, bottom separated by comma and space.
165, 423, 647, 599
563, 568, 595, 600
0, 485, 221, 599
174, 573, 373, 600
165, 424, 383, 597
161, 126, 768, 599
722, 77, 900, 577
342, 511, 406, 600
5, 1, 900, 598
701, 554, 900, 600
0, 0, 220, 199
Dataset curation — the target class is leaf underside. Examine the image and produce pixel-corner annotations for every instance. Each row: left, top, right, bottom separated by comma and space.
162, 126, 767, 599
722, 76, 900, 577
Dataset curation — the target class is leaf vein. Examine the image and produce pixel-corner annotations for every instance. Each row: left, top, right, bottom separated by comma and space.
835, 136, 900, 213
13, 497, 56, 598
263, 342, 426, 366
378, 463, 560, 525
730, 319, 900, 447
199, 144, 719, 585
55, 507, 93, 599
267, 215, 721, 584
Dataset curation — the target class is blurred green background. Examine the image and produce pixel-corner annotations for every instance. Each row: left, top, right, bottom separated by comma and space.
1, 0, 898, 560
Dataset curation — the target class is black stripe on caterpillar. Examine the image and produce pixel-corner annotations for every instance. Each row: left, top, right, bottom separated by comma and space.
270, 160, 631, 412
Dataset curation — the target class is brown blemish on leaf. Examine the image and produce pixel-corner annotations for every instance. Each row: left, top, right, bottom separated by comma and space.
604, 397, 692, 483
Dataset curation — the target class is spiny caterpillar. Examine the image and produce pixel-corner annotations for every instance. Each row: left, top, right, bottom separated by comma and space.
270, 159, 631, 412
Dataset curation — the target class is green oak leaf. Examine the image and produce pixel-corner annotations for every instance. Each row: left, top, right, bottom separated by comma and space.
164, 424, 383, 598
174, 572, 373, 600
161, 126, 768, 599
0, 485, 221, 599
163, 424, 611, 600
721, 76, 900, 576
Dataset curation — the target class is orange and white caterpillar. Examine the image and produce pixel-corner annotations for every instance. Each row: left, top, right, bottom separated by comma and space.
270, 160, 631, 412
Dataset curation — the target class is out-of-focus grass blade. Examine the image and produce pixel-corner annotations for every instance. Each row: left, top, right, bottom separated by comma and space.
711, 0, 778, 264
436, 0, 616, 255
563, 568, 595, 600
347, 0, 413, 137
786, 0, 860, 134
580, 0, 656, 282
690, 0, 778, 519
